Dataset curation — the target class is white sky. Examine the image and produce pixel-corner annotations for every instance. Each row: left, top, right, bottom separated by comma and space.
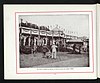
19, 14, 89, 37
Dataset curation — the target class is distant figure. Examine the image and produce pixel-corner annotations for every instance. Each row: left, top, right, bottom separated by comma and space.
42, 45, 49, 58
79, 45, 81, 54
73, 44, 76, 53
51, 44, 57, 59
32, 45, 37, 57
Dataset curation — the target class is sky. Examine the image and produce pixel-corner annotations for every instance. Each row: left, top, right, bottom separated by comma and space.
19, 14, 89, 37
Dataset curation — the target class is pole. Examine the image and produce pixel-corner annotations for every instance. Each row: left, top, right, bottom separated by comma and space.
51, 25, 53, 44
59, 26, 60, 52
52, 30, 54, 45
38, 26, 40, 39
29, 24, 33, 54
19, 19, 23, 46
38, 26, 40, 46
46, 27, 47, 45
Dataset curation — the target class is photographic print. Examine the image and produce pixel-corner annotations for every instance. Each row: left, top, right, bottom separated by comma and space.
4, 5, 96, 79
18, 13, 89, 68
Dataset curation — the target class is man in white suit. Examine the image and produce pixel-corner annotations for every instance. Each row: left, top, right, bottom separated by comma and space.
51, 44, 57, 59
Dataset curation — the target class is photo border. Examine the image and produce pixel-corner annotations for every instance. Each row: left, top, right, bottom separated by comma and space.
15, 11, 94, 74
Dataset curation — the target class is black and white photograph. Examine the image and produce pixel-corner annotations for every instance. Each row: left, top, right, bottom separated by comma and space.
19, 14, 89, 68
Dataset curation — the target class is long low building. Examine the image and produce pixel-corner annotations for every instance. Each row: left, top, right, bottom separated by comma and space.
19, 21, 70, 47
19, 20, 88, 53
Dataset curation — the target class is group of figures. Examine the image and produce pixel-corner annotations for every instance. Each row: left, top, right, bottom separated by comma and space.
32, 44, 58, 59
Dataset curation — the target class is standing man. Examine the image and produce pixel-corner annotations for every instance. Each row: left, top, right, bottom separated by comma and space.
51, 43, 57, 59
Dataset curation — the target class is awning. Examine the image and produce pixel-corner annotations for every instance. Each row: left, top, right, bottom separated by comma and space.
67, 39, 83, 44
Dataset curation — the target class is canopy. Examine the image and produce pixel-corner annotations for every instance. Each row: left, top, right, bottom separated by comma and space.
67, 39, 83, 44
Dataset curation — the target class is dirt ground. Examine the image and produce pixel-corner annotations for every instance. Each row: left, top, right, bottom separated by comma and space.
20, 52, 89, 68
